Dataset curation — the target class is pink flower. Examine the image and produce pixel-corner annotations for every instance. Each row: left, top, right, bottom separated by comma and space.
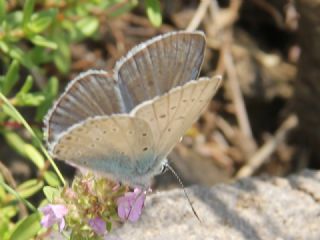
88, 217, 106, 235
64, 188, 77, 200
117, 187, 146, 222
39, 204, 68, 232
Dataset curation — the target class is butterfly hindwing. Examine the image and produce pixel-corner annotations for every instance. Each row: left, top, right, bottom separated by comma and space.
50, 115, 157, 185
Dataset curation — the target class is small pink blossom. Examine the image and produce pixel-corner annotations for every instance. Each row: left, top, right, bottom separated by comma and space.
117, 187, 146, 222
81, 177, 95, 193
88, 217, 106, 235
39, 204, 68, 232
64, 188, 77, 200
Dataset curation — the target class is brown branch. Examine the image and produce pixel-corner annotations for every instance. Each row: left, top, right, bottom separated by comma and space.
186, 0, 211, 31
224, 44, 256, 148
235, 114, 298, 179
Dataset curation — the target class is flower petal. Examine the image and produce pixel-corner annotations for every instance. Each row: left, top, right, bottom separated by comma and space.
117, 188, 146, 222
51, 204, 68, 218
88, 217, 106, 235
128, 191, 146, 222
58, 218, 66, 232
39, 204, 68, 231
40, 214, 55, 228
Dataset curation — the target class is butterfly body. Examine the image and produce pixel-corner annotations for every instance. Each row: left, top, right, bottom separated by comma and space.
45, 31, 222, 187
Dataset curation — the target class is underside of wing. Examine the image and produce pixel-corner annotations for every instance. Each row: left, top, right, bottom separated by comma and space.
50, 115, 157, 186
132, 76, 222, 160
44, 70, 125, 144
115, 31, 206, 111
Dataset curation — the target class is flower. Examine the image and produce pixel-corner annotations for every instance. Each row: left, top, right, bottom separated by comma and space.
39, 204, 68, 232
117, 187, 146, 222
88, 217, 106, 235
64, 188, 77, 200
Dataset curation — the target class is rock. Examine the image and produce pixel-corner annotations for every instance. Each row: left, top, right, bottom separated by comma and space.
112, 170, 320, 240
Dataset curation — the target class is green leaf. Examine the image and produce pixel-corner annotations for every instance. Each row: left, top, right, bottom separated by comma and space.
1, 60, 20, 96
28, 47, 52, 65
24, 144, 45, 169
1, 205, 18, 219
0, 178, 36, 212
9, 213, 41, 240
29, 35, 57, 49
4, 131, 45, 169
76, 17, 99, 36
9, 46, 33, 68
27, 9, 57, 33
106, 221, 112, 232
53, 37, 71, 73
36, 77, 58, 121
0, 92, 66, 185
17, 76, 33, 95
43, 186, 60, 202
0, 41, 9, 53
0, 0, 6, 22
44, 171, 61, 187
109, 0, 138, 17
15, 92, 45, 106
6, 11, 23, 29
0, 184, 5, 201
145, 0, 162, 27
0, 215, 10, 240
17, 179, 44, 199
23, 0, 35, 27
3, 131, 26, 156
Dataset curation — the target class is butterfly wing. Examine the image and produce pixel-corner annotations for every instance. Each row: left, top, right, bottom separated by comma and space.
44, 70, 125, 144
49, 115, 157, 186
132, 76, 222, 161
115, 31, 206, 111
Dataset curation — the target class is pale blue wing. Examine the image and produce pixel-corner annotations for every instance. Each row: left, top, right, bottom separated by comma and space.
44, 70, 125, 144
115, 31, 206, 111
49, 115, 158, 187
132, 76, 222, 161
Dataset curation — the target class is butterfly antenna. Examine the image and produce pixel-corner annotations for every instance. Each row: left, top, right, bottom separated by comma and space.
164, 163, 201, 222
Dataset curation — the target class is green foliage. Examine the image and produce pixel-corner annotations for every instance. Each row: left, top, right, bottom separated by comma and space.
0, 0, 163, 238
145, 0, 162, 27
9, 213, 42, 240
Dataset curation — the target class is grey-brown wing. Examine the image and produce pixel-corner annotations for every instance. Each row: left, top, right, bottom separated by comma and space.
115, 31, 206, 111
49, 115, 156, 186
44, 70, 125, 144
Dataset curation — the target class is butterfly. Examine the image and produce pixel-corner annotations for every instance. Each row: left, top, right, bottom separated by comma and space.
44, 31, 222, 187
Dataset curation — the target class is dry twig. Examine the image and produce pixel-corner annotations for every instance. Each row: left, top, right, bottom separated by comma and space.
235, 114, 298, 179
186, 0, 211, 31
224, 46, 256, 154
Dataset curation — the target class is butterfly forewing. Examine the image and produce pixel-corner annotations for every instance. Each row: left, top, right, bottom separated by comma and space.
132, 76, 222, 161
44, 70, 125, 144
50, 115, 156, 185
115, 31, 206, 111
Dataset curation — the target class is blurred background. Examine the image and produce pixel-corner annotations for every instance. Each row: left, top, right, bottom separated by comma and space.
0, 0, 319, 236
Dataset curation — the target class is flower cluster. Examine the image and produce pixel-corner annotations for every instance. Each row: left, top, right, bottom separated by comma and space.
39, 174, 147, 239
